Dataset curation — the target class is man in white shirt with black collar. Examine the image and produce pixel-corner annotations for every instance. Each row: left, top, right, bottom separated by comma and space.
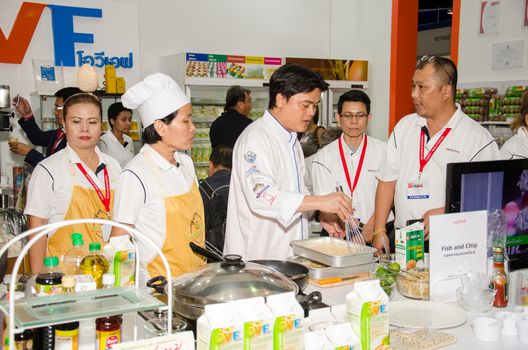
373, 55, 500, 253
312, 90, 391, 242
224, 63, 353, 260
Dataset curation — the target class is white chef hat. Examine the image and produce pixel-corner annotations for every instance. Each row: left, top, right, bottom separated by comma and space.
121, 73, 190, 129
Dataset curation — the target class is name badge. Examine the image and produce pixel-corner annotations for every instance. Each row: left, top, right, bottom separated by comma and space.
352, 201, 362, 222
407, 179, 430, 200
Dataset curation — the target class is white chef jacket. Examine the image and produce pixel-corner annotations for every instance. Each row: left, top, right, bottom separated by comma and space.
24, 144, 122, 227
312, 134, 392, 223
377, 105, 501, 228
112, 144, 197, 276
224, 110, 307, 260
500, 126, 528, 160
98, 132, 134, 168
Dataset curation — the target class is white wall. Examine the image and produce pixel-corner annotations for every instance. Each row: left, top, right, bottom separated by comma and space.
458, 0, 528, 83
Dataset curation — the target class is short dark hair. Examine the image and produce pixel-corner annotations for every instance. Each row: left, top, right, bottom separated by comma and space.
63, 93, 102, 120
210, 145, 233, 169
225, 86, 250, 110
107, 102, 132, 127
55, 87, 82, 101
337, 90, 371, 114
416, 56, 458, 100
142, 112, 177, 144
268, 63, 329, 109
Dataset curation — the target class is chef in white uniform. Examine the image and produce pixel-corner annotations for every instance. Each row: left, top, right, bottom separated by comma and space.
311, 90, 391, 242
110, 73, 205, 281
224, 63, 354, 260
98, 102, 134, 167
500, 91, 528, 159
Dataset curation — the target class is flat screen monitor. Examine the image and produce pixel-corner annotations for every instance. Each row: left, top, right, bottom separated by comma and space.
445, 159, 528, 267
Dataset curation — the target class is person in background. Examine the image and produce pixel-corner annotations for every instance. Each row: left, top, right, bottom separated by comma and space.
24, 93, 122, 273
209, 85, 252, 148
110, 73, 205, 282
199, 145, 233, 254
500, 91, 528, 159
224, 63, 353, 260
373, 55, 500, 253
298, 107, 325, 158
311, 90, 392, 243
98, 102, 135, 167
9, 87, 82, 167
304, 126, 342, 194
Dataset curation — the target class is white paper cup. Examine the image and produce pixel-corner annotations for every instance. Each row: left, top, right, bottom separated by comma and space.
502, 313, 523, 335
494, 311, 513, 320
517, 320, 528, 344
472, 317, 501, 342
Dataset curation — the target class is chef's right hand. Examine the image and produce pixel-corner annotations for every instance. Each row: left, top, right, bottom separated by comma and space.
12, 96, 33, 118
318, 192, 353, 223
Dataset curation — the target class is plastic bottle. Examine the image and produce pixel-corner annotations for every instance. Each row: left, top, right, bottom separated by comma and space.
80, 242, 109, 289
96, 315, 122, 350
35, 256, 64, 350
490, 246, 508, 308
102, 274, 115, 289
56, 279, 79, 350
64, 233, 88, 275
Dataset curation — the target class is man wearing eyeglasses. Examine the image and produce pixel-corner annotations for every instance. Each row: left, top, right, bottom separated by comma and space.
372, 56, 500, 253
9, 87, 81, 167
311, 90, 392, 241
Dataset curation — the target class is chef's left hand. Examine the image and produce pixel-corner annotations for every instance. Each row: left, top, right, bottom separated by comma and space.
319, 212, 345, 238
422, 207, 445, 240
9, 141, 32, 156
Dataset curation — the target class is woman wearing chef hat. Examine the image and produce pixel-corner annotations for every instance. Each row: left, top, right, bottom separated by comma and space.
24, 93, 122, 273
110, 73, 205, 280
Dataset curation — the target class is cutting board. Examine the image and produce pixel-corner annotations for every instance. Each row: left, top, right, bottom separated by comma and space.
309, 272, 371, 288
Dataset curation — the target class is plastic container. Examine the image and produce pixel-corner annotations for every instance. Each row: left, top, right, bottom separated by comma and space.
396, 268, 429, 300
471, 317, 501, 342
96, 315, 122, 350
102, 274, 115, 289
55, 321, 79, 350
64, 233, 88, 275
80, 242, 109, 288
517, 320, 528, 344
456, 287, 496, 314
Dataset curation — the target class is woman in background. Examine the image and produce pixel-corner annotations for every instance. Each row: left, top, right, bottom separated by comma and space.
501, 91, 528, 159
24, 93, 121, 272
98, 102, 134, 167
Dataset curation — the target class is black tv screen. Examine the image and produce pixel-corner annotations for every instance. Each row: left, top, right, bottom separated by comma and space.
445, 159, 528, 261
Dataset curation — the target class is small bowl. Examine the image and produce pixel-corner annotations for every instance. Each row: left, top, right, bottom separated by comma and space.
396, 268, 429, 300
379, 276, 396, 300
456, 287, 495, 314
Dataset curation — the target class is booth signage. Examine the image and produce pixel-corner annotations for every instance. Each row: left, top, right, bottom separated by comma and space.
0, 2, 134, 68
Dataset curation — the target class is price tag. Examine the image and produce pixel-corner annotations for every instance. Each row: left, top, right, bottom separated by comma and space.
429, 210, 488, 303
112, 331, 194, 350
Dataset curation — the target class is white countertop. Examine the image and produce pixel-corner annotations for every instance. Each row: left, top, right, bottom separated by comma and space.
304, 283, 527, 349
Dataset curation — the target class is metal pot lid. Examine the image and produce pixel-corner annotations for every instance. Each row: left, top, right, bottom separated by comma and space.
171, 255, 298, 307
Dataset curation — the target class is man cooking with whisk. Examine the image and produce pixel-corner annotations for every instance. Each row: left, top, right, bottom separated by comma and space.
311, 90, 393, 245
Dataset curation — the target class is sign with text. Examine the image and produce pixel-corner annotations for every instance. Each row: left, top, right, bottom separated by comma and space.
429, 210, 488, 303
285, 57, 368, 82
112, 331, 195, 350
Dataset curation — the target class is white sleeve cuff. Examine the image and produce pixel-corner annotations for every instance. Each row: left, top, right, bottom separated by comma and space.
276, 192, 305, 227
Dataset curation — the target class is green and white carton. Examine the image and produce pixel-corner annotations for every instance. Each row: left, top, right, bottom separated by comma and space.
267, 292, 304, 350
347, 280, 390, 350
395, 222, 425, 270
235, 297, 273, 350
197, 303, 244, 350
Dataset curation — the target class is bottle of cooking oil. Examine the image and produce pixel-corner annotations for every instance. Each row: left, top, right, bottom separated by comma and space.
80, 242, 109, 288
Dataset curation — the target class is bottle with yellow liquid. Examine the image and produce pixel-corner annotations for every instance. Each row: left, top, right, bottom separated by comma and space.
80, 242, 109, 288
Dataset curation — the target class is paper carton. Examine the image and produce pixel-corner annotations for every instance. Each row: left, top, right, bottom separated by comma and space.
304, 330, 332, 350
235, 297, 273, 350
395, 222, 425, 270
346, 280, 389, 350
325, 322, 360, 349
266, 292, 304, 350
197, 303, 243, 350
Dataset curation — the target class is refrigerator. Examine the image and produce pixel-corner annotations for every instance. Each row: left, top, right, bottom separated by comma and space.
323, 82, 369, 127
160, 52, 283, 179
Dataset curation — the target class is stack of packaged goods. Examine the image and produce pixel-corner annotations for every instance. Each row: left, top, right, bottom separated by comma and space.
502, 86, 527, 123
456, 88, 498, 122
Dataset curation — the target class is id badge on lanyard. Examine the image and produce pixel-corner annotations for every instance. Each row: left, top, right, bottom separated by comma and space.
407, 179, 430, 199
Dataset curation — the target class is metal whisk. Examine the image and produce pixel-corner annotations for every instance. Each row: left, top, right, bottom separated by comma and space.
336, 186, 366, 248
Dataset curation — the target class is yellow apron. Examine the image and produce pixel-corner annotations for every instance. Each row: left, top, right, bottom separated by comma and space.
145, 159, 206, 278
47, 164, 114, 259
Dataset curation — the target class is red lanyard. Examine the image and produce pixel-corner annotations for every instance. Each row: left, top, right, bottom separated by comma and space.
338, 135, 367, 194
76, 163, 111, 212
51, 130, 65, 154
419, 128, 451, 177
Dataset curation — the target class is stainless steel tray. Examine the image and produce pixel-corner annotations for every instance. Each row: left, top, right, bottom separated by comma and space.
288, 256, 374, 280
290, 237, 377, 267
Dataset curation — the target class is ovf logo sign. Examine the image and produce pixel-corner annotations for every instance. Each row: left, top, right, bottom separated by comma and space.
0, 2, 133, 68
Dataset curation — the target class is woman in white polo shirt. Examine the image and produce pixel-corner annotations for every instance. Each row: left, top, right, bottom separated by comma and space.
110, 73, 205, 281
24, 93, 122, 273
98, 102, 134, 167
501, 91, 528, 159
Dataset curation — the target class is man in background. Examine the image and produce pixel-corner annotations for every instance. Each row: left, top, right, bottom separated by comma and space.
9, 87, 82, 167
199, 145, 233, 253
210, 85, 252, 148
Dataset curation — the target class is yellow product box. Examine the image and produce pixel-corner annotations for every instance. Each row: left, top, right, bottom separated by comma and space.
105, 65, 116, 78
106, 77, 126, 94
